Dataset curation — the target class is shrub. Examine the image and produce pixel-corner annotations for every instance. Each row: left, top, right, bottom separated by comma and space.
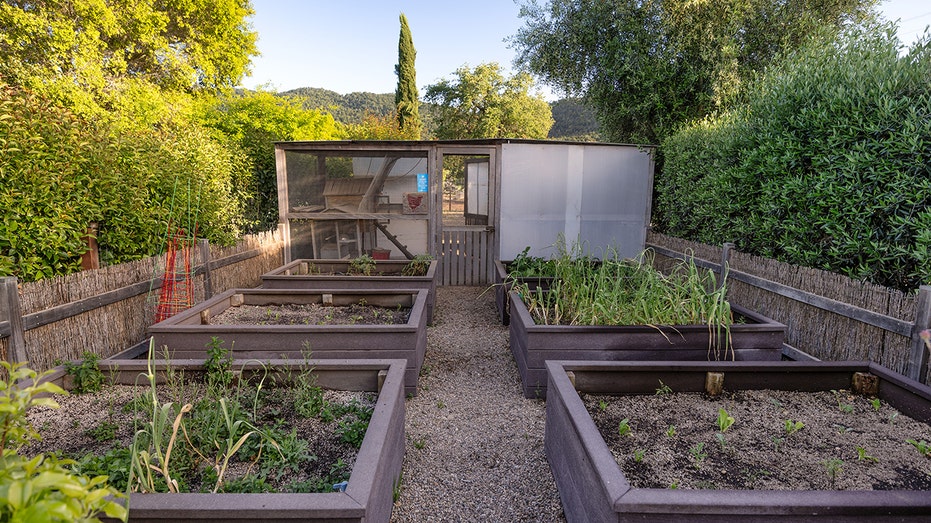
657, 22, 931, 291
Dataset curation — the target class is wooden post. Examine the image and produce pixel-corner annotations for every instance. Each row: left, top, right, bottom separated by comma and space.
199, 239, 213, 301
80, 222, 100, 271
0, 277, 28, 364
907, 285, 931, 383
719, 242, 735, 291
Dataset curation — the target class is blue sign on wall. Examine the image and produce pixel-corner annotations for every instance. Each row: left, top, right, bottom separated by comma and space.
416, 173, 429, 193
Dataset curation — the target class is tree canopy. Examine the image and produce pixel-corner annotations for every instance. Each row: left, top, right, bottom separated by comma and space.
510, 0, 876, 143
0, 0, 257, 101
424, 62, 553, 139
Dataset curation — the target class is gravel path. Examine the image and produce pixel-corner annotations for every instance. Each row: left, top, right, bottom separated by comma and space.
390, 286, 566, 522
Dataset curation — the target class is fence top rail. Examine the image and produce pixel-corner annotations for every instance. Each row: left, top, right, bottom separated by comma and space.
646, 243, 914, 338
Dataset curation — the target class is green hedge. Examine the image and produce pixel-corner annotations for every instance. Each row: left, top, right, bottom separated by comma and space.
0, 83, 247, 281
656, 23, 931, 291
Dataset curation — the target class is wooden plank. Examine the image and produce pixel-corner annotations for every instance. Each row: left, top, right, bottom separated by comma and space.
442, 231, 451, 286
464, 230, 473, 285
646, 242, 913, 337
200, 239, 213, 300
1, 277, 27, 363
907, 285, 931, 382
457, 231, 466, 285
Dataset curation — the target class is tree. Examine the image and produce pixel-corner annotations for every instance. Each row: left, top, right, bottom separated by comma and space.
0, 0, 258, 99
510, 0, 876, 144
424, 62, 553, 139
395, 13, 421, 137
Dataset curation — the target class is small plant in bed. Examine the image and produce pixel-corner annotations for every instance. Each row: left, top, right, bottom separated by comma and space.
515, 237, 735, 358
23, 341, 376, 496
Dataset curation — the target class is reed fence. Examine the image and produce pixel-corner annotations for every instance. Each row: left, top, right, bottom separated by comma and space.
646, 231, 931, 384
0, 229, 284, 372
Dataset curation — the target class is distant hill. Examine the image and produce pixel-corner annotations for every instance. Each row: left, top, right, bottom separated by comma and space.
281, 87, 395, 125
279, 87, 601, 140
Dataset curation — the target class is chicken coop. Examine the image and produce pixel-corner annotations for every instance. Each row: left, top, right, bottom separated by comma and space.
274, 139, 654, 285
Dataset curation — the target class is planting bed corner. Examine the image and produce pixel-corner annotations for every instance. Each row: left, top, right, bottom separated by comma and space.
493, 260, 553, 326
545, 360, 931, 522
146, 288, 428, 395
509, 291, 787, 398
48, 357, 407, 522
262, 259, 438, 324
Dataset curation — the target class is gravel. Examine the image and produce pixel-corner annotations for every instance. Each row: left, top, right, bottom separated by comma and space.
390, 286, 566, 522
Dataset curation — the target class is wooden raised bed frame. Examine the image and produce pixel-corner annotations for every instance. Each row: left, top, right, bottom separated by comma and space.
509, 291, 787, 398
146, 288, 428, 395
44, 358, 406, 523
262, 259, 438, 325
545, 360, 931, 522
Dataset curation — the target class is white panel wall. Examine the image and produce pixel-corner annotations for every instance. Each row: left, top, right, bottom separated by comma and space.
498, 143, 653, 260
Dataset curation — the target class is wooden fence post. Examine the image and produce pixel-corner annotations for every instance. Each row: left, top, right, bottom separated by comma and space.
907, 285, 931, 383
719, 242, 735, 291
0, 277, 28, 364
199, 239, 213, 301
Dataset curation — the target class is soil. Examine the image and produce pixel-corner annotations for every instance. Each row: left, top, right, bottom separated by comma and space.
23, 381, 375, 494
210, 303, 411, 326
584, 388, 931, 491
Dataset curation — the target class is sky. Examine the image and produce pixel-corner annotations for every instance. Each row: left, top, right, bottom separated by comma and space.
239, 0, 931, 99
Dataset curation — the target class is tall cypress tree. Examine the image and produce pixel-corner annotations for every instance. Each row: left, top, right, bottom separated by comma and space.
395, 13, 421, 138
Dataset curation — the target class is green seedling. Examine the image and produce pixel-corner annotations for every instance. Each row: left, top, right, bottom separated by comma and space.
618, 418, 632, 437
633, 449, 645, 462
784, 419, 804, 435
715, 432, 727, 449
822, 458, 844, 488
833, 423, 853, 434
870, 398, 881, 411
716, 408, 735, 432
666, 425, 676, 437
831, 389, 854, 414
655, 380, 673, 395
690, 442, 707, 467
855, 446, 878, 462
771, 436, 785, 452
906, 439, 931, 458
599, 399, 609, 412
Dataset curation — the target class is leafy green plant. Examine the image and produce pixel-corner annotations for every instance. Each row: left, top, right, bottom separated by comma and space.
402, 254, 433, 276
598, 399, 609, 412
870, 398, 881, 411
666, 425, 676, 437
784, 419, 804, 435
906, 439, 931, 458
855, 446, 878, 463
205, 337, 234, 393
63, 351, 105, 394
633, 449, 645, 462
0, 360, 127, 522
347, 254, 376, 276
655, 380, 673, 395
831, 390, 854, 414
517, 241, 735, 359
617, 418, 632, 437
716, 408, 735, 432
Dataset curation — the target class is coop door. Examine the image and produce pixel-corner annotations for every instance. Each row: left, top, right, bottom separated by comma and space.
464, 158, 489, 225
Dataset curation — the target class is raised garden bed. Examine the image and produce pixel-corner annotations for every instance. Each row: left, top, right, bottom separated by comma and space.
509, 291, 787, 398
545, 360, 931, 522
493, 259, 553, 326
145, 288, 428, 395
262, 258, 438, 324
39, 357, 406, 522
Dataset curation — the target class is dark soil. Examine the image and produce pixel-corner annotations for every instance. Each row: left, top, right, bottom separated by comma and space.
584, 388, 931, 491
211, 303, 411, 326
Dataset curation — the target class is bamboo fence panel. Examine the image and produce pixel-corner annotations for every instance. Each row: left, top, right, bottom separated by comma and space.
646, 231, 920, 377
209, 229, 284, 291
9, 230, 284, 372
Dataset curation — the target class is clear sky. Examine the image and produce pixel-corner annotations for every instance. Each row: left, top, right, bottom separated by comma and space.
239, 0, 931, 98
